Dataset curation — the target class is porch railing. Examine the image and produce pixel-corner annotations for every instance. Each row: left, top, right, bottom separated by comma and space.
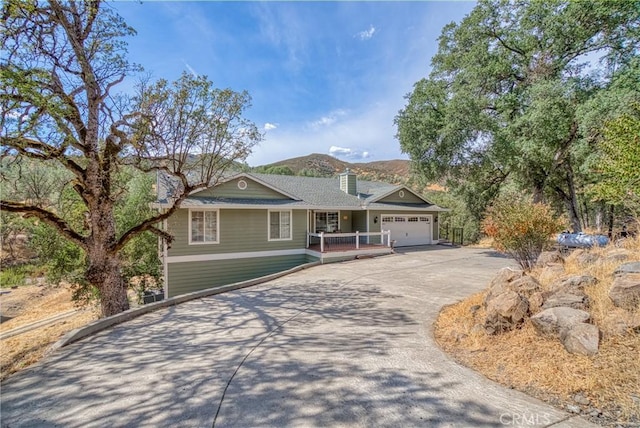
307, 231, 392, 253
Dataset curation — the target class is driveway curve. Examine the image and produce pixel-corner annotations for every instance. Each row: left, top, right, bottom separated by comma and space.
1, 247, 595, 428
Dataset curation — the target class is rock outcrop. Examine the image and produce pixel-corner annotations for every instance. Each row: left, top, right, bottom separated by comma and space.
609, 273, 640, 310
560, 323, 600, 356
530, 307, 591, 336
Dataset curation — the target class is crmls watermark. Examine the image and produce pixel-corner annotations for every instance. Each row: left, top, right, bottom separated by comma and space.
499, 412, 552, 426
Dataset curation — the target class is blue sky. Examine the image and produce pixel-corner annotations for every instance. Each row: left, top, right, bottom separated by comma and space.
112, 1, 476, 166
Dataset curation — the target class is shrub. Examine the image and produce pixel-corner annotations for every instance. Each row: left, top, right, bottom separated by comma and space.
482, 195, 566, 270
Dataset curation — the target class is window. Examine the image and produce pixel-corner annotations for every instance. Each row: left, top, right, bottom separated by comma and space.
315, 211, 339, 233
189, 210, 218, 244
269, 210, 292, 240
382, 216, 394, 223
408, 217, 419, 222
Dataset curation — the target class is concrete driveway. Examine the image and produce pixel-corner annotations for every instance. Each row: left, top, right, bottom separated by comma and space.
1, 247, 595, 427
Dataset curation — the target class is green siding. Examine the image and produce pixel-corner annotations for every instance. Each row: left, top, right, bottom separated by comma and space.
192, 177, 290, 199
167, 209, 307, 257
339, 210, 353, 233
167, 254, 308, 297
379, 189, 424, 204
352, 211, 367, 233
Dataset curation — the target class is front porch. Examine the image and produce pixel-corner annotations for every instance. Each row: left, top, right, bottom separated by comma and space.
306, 231, 393, 262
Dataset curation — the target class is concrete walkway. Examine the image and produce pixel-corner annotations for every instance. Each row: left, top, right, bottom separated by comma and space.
0, 247, 596, 427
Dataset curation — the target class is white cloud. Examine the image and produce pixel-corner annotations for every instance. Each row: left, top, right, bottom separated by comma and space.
310, 109, 348, 130
264, 123, 278, 131
329, 146, 371, 161
356, 25, 376, 41
247, 102, 407, 166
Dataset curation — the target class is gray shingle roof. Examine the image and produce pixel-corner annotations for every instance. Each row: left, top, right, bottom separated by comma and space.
155, 171, 447, 211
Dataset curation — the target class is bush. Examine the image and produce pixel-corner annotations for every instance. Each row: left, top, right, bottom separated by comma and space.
482, 195, 566, 270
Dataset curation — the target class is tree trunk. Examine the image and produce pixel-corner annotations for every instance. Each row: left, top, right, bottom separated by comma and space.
563, 163, 582, 233
86, 251, 129, 317
608, 204, 615, 238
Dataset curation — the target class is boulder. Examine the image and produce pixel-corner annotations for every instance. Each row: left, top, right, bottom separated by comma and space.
560, 323, 600, 356
614, 261, 640, 275
575, 251, 599, 266
537, 251, 564, 267
609, 273, 640, 309
604, 248, 630, 263
509, 276, 541, 297
550, 275, 598, 293
542, 291, 589, 310
484, 290, 529, 334
484, 268, 524, 307
528, 292, 544, 311
604, 310, 640, 336
530, 307, 591, 337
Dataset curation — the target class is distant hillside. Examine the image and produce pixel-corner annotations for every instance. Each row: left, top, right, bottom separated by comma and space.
255, 153, 413, 185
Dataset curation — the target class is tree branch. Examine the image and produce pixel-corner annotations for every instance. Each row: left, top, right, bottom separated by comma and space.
0, 201, 86, 248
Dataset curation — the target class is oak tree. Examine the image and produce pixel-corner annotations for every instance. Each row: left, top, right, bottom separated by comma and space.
1, 0, 261, 316
396, 0, 640, 232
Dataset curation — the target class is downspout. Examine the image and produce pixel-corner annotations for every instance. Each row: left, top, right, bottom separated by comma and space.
162, 215, 169, 299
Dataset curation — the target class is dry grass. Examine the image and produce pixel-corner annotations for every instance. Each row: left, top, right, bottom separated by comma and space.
0, 284, 100, 381
1, 310, 99, 380
435, 236, 640, 425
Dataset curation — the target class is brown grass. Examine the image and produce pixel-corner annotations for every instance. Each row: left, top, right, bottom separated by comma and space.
435, 236, 640, 425
0, 284, 100, 380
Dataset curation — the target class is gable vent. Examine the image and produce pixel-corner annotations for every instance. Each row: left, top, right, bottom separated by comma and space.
339, 169, 357, 195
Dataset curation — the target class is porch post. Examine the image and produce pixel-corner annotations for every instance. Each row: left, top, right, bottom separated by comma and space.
320, 232, 325, 253
356, 231, 360, 249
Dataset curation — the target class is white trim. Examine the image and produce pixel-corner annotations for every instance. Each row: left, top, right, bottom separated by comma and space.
367, 185, 433, 205
220, 173, 300, 200
188, 208, 220, 245
267, 209, 293, 241
237, 179, 247, 190
162, 217, 169, 298
305, 247, 392, 261
167, 248, 306, 263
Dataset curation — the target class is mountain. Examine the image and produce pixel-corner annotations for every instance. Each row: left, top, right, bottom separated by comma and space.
254, 153, 414, 186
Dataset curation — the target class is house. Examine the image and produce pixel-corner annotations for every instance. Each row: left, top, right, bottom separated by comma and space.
153, 170, 447, 298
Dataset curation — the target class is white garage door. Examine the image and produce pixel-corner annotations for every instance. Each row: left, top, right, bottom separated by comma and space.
381, 215, 433, 247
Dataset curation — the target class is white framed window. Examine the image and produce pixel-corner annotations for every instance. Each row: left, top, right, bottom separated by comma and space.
269, 210, 292, 241
189, 209, 219, 244
315, 211, 339, 233
382, 216, 394, 223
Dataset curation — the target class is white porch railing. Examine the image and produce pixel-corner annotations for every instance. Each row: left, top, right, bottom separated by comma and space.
307, 230, 392, 253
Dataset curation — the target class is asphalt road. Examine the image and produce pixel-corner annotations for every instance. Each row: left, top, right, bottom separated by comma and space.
0, 246, 596, 427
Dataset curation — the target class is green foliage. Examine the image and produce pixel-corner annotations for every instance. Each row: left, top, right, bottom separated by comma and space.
396, 0, 640, 233
28, 222, 86, 286
253, 165, 295, 175
482, 195, 566, 271
588, 105, 640, 214
0, 264, 36, 288
424, 190, 480, 244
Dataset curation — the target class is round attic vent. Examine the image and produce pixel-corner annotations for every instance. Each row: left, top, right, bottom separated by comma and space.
399, 190, 405, 198
237, 179, 247, 190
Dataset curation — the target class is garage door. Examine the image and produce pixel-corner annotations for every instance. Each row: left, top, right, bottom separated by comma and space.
380, 215, 433, 247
